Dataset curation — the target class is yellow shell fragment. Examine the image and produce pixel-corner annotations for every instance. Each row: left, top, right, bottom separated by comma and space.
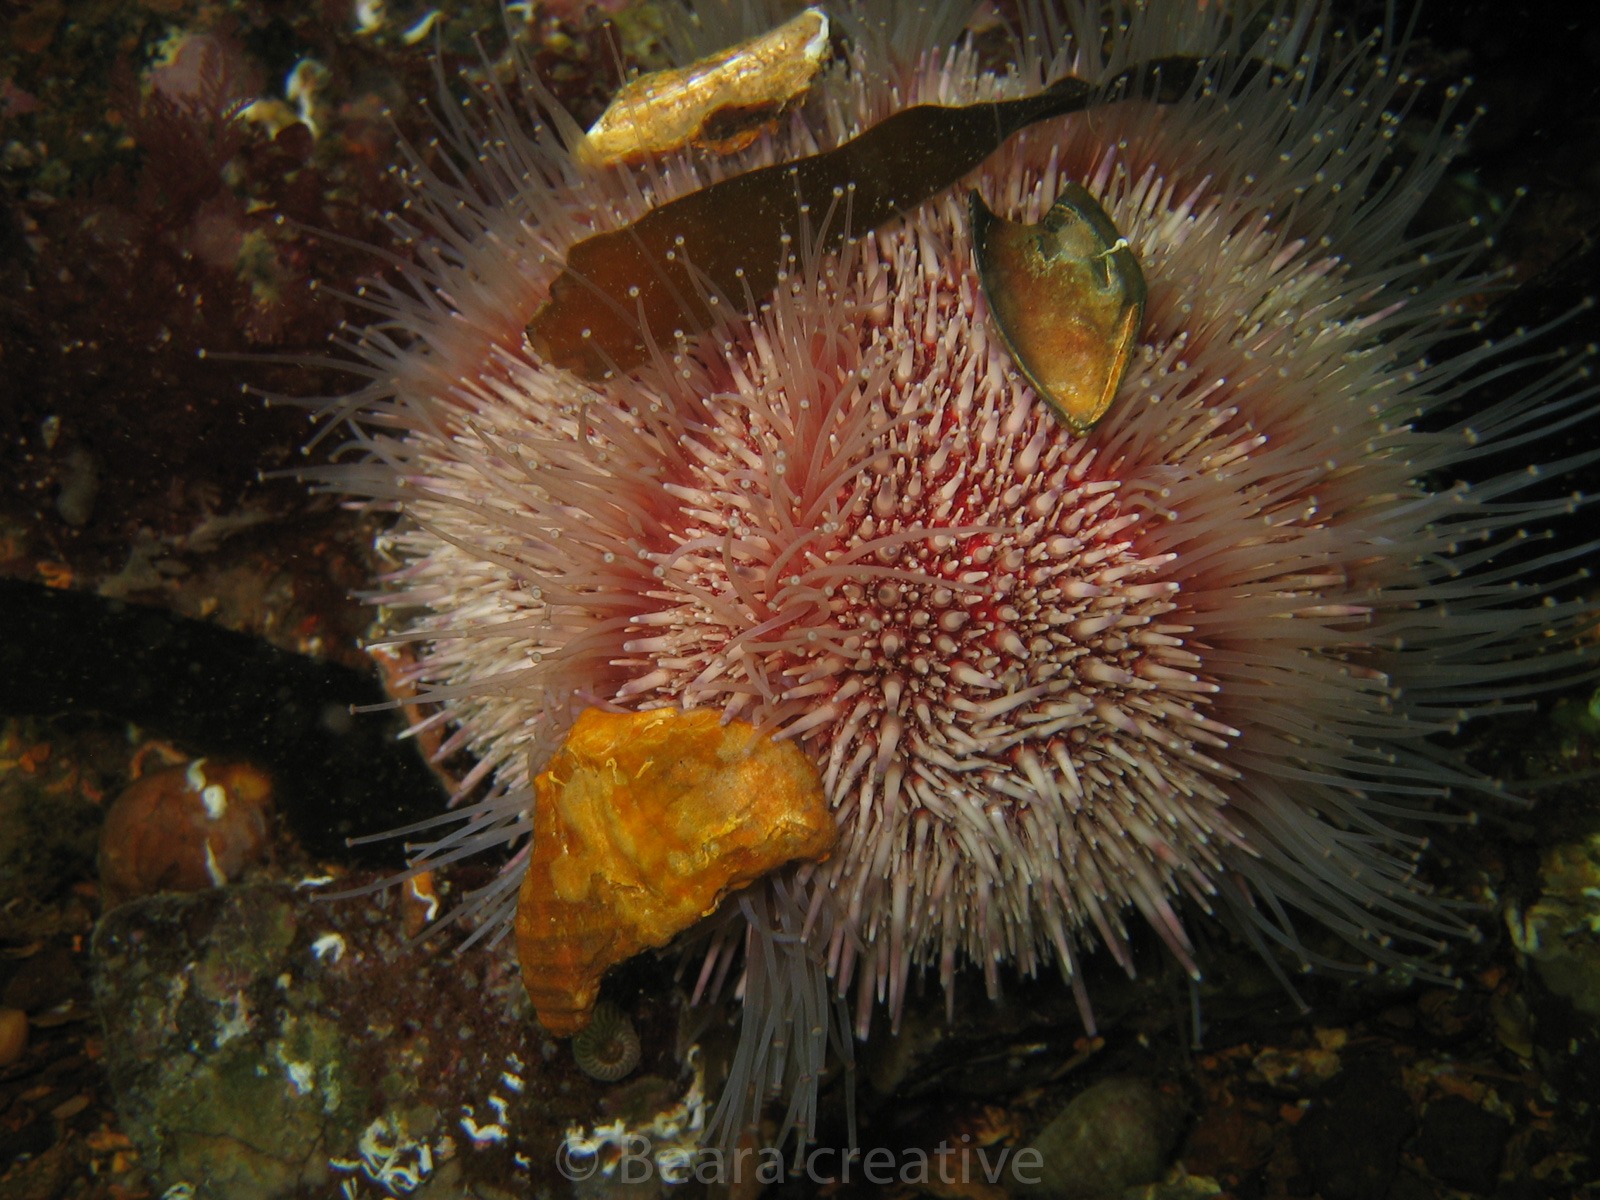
515, 707, 837, 1036
971, 184, 1146, 434
576, 7, 830, 167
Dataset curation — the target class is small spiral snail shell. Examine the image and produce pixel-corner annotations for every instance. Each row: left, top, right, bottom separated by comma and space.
571, 1002, 642, 1082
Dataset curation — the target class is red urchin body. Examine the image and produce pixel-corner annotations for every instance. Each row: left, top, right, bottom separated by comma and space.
311, 0, 1598, 1145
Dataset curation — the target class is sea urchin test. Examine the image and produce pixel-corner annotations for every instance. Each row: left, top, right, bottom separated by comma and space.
305, 0, 1598, 1154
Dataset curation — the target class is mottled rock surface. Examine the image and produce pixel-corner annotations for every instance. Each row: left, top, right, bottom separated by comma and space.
90, 882, 567, 1198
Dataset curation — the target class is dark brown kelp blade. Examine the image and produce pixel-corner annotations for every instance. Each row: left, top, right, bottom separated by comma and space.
527, 57, 1207, 380
970, 184, 1146, 434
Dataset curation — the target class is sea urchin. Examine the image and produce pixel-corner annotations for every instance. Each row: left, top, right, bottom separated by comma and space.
305, 0, 1597, 1148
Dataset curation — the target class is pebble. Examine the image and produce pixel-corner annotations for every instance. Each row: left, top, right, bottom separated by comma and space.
98, 759, 273, 907
1014, 1075, 1186, 1198
0, 1007, 28, 1067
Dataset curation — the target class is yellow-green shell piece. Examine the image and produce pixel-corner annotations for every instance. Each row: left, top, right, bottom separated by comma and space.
970, 184, 1146, 434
